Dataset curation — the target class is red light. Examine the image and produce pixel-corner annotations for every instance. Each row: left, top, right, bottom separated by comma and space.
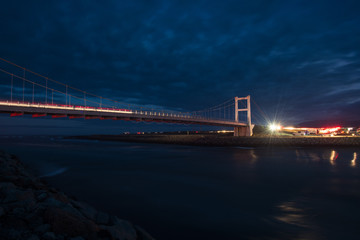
318, 127, 341, 134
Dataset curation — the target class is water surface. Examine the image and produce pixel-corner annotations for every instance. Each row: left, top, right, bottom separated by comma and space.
1, 136, 359, 240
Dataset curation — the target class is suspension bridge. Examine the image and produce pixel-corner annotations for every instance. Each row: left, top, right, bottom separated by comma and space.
0, 58, 253, 136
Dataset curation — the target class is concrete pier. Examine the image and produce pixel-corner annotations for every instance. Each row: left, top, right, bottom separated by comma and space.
234, 125, 254, 136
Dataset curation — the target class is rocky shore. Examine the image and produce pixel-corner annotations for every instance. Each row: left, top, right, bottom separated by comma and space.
70, 134, 360, 147
0, 151, 155, 240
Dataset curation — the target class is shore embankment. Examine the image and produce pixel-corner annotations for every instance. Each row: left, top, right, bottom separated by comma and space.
0, 151, 155, 240
70, 134, 360, 147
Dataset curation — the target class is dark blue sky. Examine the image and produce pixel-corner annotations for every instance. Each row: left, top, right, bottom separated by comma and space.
0, 0, 360, 134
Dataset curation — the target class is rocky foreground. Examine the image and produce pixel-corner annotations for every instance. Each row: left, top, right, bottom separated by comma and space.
0, 151, 155, 240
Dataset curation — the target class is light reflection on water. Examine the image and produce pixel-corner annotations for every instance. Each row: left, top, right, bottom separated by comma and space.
275, 201, 308, 228
351, 152, 357, 167
329, 150, 337, 165
296, 148, 358, 168
231, 148, 258, 166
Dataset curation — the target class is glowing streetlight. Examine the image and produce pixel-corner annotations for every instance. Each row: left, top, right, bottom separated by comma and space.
269, 123, 281, 132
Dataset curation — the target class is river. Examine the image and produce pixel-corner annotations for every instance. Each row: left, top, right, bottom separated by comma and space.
1, 136, 359, 240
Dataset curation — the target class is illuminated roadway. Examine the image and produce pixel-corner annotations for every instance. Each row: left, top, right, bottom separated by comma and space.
0, 101, 247, 127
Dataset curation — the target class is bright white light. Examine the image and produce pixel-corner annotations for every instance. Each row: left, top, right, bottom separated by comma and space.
269, 123, 281, 132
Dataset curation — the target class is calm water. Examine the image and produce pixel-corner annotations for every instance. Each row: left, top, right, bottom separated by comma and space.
1, 136, 360, 240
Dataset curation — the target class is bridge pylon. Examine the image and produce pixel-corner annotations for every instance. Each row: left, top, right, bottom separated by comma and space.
234, 95, 253, 137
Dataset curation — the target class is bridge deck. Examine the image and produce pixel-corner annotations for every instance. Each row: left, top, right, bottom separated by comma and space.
0, 101, 246, 127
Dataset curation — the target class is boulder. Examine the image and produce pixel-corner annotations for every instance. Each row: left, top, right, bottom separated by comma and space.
43, 207, 98, 239
71, 200, 98, 221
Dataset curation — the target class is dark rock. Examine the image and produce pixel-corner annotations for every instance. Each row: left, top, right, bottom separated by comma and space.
1, 175, 18, 182
12, 207, 26, 216
24, 208, 45, 227
0, 182, 17, 202
0, 206, 4, 217
71, 200, 97, 221
70, 237, 85, 240
43, 231, 57, 240
97, 228, 113, 239
51, 192, 70, 203
34, 224, 51, 234
0, 151, 156, 240
7, 228, 24, 239
56, 235, 65, 240
28, 234, 40, 240
2, 187, 34, 204
100, 225, 137, 240
2, 215, 28, 229
112, 217, 136, 234
37, 192, 48, 202
42, 197, 65, 207
135, 225, 156, 240
100, 217, 138, 240
96, 211, 110, 225
43, 207, 98, 239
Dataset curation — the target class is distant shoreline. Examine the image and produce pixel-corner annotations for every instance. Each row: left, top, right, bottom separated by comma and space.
68, 134, 360, 147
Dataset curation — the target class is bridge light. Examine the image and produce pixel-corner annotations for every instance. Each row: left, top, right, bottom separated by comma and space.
269, 123, 281, 132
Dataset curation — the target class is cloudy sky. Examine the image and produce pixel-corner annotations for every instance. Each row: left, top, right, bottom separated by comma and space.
0, 0, 359, 134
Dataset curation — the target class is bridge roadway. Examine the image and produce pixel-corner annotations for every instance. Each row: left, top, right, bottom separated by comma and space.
0, 101, 247, 127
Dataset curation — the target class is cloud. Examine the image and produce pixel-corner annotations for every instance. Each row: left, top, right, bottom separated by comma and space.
325, 82, 360, 96
0, 0, 360, 131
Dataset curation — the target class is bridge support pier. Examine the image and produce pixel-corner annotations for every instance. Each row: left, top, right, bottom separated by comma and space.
234, 125, 253, 137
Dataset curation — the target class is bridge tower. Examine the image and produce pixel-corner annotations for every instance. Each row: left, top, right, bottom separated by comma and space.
234, 95, 253, 136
